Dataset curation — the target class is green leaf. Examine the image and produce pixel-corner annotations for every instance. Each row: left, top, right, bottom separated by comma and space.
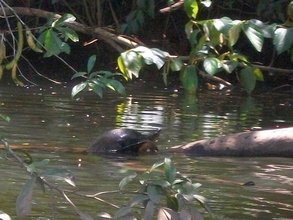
114, 206, 132, 219
87, 55, 96, 73
119, 173, 137, 190
71, 71, 87, 79
189, 29, 200, 47
106, 80, 126, 96
151, 179, 171, 188
120, 50, 143, 79
184, 0, 199, 19
150, 48, 169, 69
177, 181, 201, 195
132, 46, 168, 69
59, 42, 70, 54
43, 30, 62, 57
90, 83, 104, 98
170, 58, 183, 71
213, 17, 233, 34
273, 27, 293, 55
185, 21, 194, 39
164, 158, 176, 184
149, 161, 164, 172
229, 53, 248, 63
144, 200, 155, 220
193, 194, 211, 213
253, 68, 264, 81
72, 82, 87, 97
128, 194, 149, 207
147, 185, 161, 204
180, 65, 198, 94
221, 60, 238, 73
239, 66, 256, 95
242, 21, 264, 52
203, 57, 221, 75
54, 13, 76, 27
56, 27, 79, 42
228, 21, 243, 46
117, 56, 128, 79
16, 177, 35, 218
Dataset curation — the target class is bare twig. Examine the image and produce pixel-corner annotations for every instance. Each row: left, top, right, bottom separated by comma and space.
253, 64, 293, 74
159, 0, 184, 13
198, 70, 232, 87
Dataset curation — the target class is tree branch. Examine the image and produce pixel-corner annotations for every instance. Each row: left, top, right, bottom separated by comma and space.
159, 0, 184, 13
253, 64, 293, 74
0, 7, 139, 52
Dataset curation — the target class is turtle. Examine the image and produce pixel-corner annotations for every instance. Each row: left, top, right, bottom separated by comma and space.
88, 128, 161, 154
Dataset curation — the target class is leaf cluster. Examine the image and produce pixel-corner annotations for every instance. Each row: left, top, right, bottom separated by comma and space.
103, 158, 210, 219
38, 14, 79, 57
72, 55, 126, 98
114, 1, 293, 95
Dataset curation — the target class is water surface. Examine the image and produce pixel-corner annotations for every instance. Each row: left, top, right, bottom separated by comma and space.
0, 81, 292, 219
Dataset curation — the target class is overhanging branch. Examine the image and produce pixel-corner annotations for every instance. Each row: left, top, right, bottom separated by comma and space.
0, 6, 139, 52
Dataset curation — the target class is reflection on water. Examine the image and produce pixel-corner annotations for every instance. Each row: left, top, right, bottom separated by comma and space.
0, 81, 292, 219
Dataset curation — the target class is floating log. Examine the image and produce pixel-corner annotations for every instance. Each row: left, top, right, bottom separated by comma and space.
170, 127, 293, 157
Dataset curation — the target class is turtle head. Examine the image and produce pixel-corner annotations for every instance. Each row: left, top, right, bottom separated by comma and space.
138, 140, 158, 154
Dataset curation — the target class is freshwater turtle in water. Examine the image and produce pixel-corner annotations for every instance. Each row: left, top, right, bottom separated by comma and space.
88, 128, 160, 154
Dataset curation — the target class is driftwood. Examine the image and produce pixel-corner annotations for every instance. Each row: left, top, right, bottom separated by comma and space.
170, 127, 293, 157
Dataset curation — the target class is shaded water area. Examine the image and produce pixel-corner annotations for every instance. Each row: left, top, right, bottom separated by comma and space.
0, 80, 292, 219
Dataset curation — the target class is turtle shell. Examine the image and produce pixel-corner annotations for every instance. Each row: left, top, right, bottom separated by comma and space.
88, 128, 160, 154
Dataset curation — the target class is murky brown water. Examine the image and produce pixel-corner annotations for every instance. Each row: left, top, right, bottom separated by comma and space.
0, 81, 292, 219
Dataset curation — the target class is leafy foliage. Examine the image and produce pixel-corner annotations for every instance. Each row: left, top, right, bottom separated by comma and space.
118, 46, 170, 79
102, 158, 210, 219
38, 14, 79, 57
72, 55, 126, 98
115, 1, 292, 95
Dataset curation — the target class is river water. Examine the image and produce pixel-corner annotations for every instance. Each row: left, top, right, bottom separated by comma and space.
0, 80, 292, 219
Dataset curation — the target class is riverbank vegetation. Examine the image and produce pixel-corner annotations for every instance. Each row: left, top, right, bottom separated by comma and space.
0, 0, 292, 96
